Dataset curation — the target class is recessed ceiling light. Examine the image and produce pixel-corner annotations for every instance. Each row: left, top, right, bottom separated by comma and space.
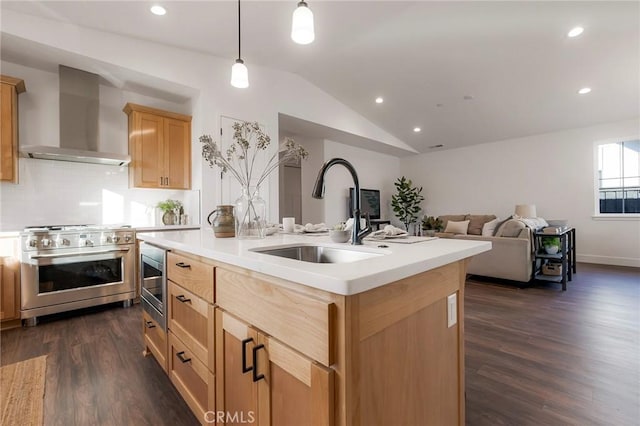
567, 27, 584, 38
150, 5, 166, 16
578, 87, 591, 95
413, 127, 421, 133
375, 97, 384, 104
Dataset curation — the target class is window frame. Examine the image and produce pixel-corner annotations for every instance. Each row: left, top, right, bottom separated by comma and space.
593, 137, 640, 219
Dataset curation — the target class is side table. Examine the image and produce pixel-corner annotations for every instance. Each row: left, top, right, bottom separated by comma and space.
532, 227, 577, 291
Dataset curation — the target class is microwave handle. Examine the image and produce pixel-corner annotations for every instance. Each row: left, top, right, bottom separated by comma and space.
30, 247, 130, 259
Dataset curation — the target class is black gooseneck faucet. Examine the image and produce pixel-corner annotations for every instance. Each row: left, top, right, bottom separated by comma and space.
312, 158, 372, 245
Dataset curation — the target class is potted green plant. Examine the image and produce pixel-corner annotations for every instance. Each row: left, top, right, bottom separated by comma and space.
156, 199, 183, 225
421, 215, 443, 236
391, 176, 425, 232
542, 236, 560, 254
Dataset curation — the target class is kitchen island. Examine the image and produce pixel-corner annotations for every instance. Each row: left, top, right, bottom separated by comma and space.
137, 229, 490, 425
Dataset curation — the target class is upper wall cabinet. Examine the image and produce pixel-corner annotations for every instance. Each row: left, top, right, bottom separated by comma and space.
123, 103, 192, 190
0, 75, 26, 183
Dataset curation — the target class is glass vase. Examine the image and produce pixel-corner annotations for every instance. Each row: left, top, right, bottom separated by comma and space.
235, 186, 267, 239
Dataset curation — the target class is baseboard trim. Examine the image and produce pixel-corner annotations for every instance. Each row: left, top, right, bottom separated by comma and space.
577, 254, 640, 268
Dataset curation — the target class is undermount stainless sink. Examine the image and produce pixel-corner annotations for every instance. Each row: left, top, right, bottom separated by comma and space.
250, 245, 384, 264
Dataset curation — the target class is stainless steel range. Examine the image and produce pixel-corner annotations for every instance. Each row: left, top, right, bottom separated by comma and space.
20, 225, 136, 325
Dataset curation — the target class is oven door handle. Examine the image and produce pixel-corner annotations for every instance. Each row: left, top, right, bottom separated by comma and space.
30, 247, 130, 260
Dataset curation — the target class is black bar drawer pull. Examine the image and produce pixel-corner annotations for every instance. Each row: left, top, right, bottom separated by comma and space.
175, 262, 191, 269
145, 320, 156, 329
176, 351, 191, 363
252, 344, 265, 382
241, 338, 253, 373
176, 295, 191, 303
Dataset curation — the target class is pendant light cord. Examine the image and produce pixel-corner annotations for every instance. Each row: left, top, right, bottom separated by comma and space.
238, 0, 241, 60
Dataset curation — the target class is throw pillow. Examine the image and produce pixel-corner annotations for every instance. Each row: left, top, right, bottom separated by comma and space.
492, 217, 511, 236
494, 219, 526, 237
443, 220, 470, 235
468, 214, 497, 235
481, 218, 500, 236
438, 214, 469, 229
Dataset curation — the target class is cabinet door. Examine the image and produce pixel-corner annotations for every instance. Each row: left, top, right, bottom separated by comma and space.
0, 83, 17, 182
164, 117, 191, 189
168, 332, 215, 422
216, 310, 259, 425
168, 281, 214, 370
143, 309, 168, 372
131, 111, 164, 188
0, 257, 19, 321
255, 334, 334, 426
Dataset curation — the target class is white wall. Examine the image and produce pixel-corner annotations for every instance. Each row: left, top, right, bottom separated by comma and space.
401, 118, 640, 267
322, 140, 401, 227
0, 61, 198, 230
1, 9, 414, 232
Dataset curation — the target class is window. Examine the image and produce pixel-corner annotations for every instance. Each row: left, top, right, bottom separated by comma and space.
597, 139, 640, 214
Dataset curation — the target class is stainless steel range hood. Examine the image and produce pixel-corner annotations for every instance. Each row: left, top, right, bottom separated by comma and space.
20, 65, 131, 166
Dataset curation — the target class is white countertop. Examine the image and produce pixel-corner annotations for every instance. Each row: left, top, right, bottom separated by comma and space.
134, 225, 201, 232
137, 229, 491, 296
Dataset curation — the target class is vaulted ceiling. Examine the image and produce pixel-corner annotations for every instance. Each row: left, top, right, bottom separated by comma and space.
2, 1, 638, 153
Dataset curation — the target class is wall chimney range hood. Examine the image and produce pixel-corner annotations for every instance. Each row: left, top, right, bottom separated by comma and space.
20, 65, 131, 166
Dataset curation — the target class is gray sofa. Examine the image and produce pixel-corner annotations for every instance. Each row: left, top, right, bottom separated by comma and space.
436, 215, 534, 282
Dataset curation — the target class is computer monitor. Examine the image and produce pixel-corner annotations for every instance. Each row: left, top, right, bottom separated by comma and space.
348, 188, 381, 220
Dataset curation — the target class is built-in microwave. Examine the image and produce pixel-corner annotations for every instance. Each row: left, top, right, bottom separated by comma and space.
139, 242, 167, 330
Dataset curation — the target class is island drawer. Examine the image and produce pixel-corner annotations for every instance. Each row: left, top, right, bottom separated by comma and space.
167, 251, 214, 303
168, 281, 215, 371
216, 267, 334, 367
168, 331, 215, 422
143, 310, 167, 373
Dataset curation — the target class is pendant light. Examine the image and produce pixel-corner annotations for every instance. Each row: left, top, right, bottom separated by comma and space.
231, 0, 249, 88
291, 1, 315, 45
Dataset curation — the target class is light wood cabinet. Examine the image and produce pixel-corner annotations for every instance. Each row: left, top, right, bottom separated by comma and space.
168, 331, 215, 421
162, 250, 217, 424
0, 256, 21, 329
143, 309, 168, 372
215, 309, 334, 426
0, 75, 25, 183
167, 281, 215, 371
167, 252, 214, 304
144, 246, 467, 425
123, 103, 191, 189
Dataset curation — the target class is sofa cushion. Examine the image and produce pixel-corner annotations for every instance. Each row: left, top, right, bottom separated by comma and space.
494, 218, 526, 237
468, 214, 497, 235
481, 218, 501, 236
438, 215, 468, 229
443, 220, 470, 235
491, 217, 511, 236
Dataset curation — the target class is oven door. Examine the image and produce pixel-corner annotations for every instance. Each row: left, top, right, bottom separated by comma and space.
21, 247, 135, 311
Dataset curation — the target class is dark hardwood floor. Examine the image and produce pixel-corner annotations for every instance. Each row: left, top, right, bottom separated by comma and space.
0, 304, 198, 426
465, 263, 640, 426
1, 262, 638, 425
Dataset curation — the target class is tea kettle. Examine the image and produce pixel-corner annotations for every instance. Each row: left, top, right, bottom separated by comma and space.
207, 205, 235, 238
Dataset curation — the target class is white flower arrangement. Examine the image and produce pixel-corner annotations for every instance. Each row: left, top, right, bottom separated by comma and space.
200, 121, 308, 187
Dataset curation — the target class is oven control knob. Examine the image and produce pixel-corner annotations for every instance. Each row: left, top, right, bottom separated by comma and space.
124, 235, 132, 242
85, 239, 94, 247
112, 235, 121, 243
42, 238, 52, 248
59, 238, 70, 246
28, 239, 38, 248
